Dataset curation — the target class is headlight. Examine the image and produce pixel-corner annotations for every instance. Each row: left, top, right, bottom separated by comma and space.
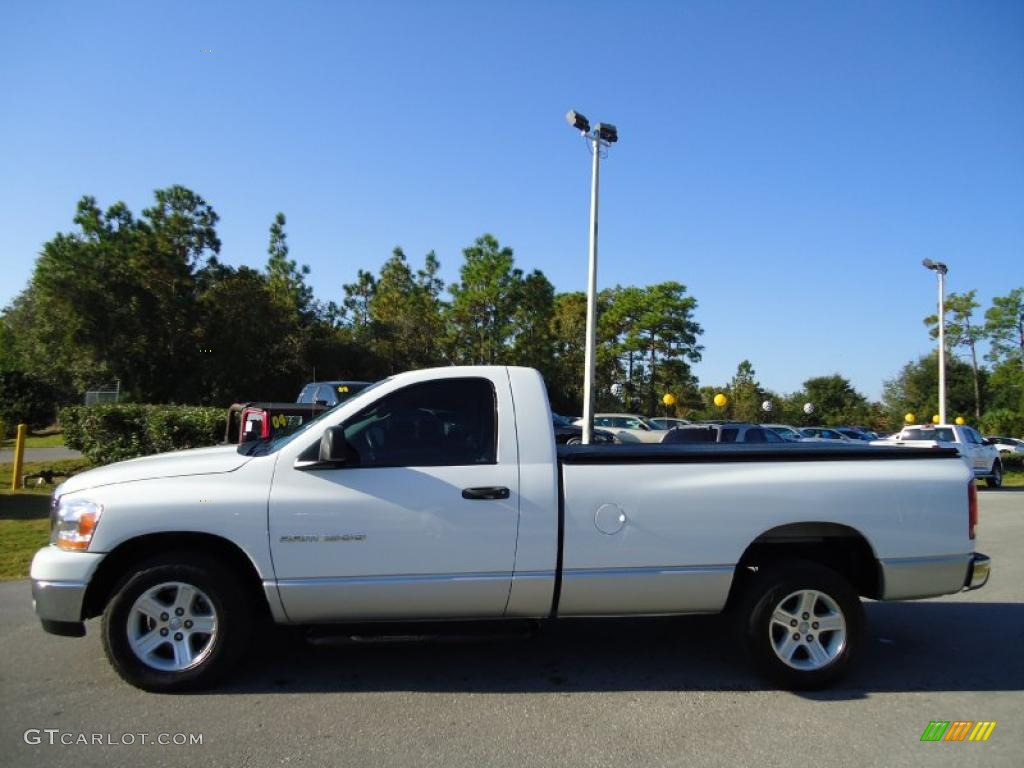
51, 498, 103, 551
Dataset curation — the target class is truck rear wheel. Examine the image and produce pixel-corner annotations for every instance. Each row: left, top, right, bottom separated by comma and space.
735, 561, 864, 690
101, 553, 252, 692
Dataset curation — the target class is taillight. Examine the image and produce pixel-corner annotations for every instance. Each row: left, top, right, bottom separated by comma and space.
968, 481, 978, 540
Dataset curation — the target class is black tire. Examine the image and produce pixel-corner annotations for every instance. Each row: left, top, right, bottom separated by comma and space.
566, 436, 583, 446
986, 462, 1003, 489
734, 560, 864, 690
101, 553, 252, 692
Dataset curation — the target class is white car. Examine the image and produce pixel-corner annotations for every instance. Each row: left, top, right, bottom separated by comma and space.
32, 366, 989, 692
986, 436, 1024, 455
648, 417, 691, 430
579, 413, 667, 443
874, 424, 1003, 487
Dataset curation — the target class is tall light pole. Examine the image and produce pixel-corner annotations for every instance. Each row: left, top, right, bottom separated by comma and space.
566, 110, 618, 444
923, 258, 949, 424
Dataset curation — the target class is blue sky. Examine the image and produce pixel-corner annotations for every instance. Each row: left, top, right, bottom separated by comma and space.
2, 0, 1021, 400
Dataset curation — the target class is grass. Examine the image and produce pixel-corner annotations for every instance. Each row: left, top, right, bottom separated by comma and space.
0, 458, 92, 581
1, 432, 66, 449
1, 458, 92, 493
995, 468, 1024, 487
0, 430, 66, 454
0, 496, 50, 580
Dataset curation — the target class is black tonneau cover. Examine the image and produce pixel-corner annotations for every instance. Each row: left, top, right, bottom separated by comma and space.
558, 442, 960, 464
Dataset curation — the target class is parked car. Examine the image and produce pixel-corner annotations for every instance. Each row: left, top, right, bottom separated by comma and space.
578, 413, 667, 443
662, 423, 788, 444
32, 365, 988, 693
835, 428, 877, 442
763, 424, 807, 442
552, 413, 616, 445
874, 424, 1003, 487
297, 380, 373, 408
801, 427, 858, 443
648, 417, 691, 430
224, 401, 328, 444
986, 436, 1024, 455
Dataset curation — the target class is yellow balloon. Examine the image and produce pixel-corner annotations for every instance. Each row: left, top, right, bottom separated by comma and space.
955, 416, 965, 425
662, 393, 676, 406
932, 414, 940, 424
904, 413, 915, 423
713, 393, 727, 408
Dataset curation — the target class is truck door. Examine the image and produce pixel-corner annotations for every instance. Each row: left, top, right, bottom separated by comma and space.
268, 375, 520, 622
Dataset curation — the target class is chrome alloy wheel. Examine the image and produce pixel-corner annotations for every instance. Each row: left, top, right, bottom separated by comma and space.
768, 589, 846, 671
126, 581, 218, 672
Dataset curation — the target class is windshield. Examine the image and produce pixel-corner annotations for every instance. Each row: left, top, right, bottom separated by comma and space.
239, 378, 392, 456
901, 427, 955, 442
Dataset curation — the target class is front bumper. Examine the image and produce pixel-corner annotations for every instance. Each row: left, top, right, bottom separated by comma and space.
963, 552, 991, 590
30, 546, 105, 636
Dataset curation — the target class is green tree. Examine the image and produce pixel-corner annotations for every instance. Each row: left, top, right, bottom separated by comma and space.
510, 270, 556, 376
265, 212, 314, 317
446, 234, 522, 364
342, 269, 377, 336
21, 190, 218, 401
882, 353, 984, 426
728, 360, 767, 422
798, 375, 871, 426
0, 370, 58, 432
925, 290, 985, 418
602, 282, 703, 414
548, 292, 588, 413
984, 287, 1024, 365
369, 248, 446, 373
193, 265, 304, 403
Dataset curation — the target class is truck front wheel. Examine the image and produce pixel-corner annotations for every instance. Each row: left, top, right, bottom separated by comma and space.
101, 553, 252, 692
736, 561, 864, 690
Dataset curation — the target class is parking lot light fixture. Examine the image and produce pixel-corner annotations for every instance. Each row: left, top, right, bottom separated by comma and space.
922, 259, 949, 424
566, 109, 619, 444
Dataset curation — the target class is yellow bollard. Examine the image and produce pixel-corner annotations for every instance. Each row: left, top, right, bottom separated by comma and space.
11, 424, 27, 491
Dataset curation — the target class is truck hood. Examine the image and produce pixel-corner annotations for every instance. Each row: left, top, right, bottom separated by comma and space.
57, 445, 253, 495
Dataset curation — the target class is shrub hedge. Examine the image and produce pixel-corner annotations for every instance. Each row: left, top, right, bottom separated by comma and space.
60, 405, 224, 465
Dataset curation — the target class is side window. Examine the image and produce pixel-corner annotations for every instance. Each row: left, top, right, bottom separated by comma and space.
763, 428, 784, 443
745, 428, 767, 443
341, 378, 497, 467
720, 428, 738, 443
965, 428, 980, 444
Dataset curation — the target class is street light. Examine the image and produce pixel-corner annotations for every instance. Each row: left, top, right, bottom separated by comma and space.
566, 109, 619, 444
922, 258, 949, 424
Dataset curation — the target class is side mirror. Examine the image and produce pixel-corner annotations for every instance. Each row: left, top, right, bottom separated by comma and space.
318, 426, 357, 465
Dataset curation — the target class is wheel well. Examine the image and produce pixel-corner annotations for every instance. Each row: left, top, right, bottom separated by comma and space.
82, 532, 270, 621
727, 522, 882, 605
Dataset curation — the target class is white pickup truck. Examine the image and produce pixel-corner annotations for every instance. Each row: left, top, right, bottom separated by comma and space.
873, 424, 1004, 488
31, 366, 990, 692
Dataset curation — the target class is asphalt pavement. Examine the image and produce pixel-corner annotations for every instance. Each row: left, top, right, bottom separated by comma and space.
1, 490, 1021, 768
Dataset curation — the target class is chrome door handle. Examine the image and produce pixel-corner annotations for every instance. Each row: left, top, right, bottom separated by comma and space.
461, 486, 510, 500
